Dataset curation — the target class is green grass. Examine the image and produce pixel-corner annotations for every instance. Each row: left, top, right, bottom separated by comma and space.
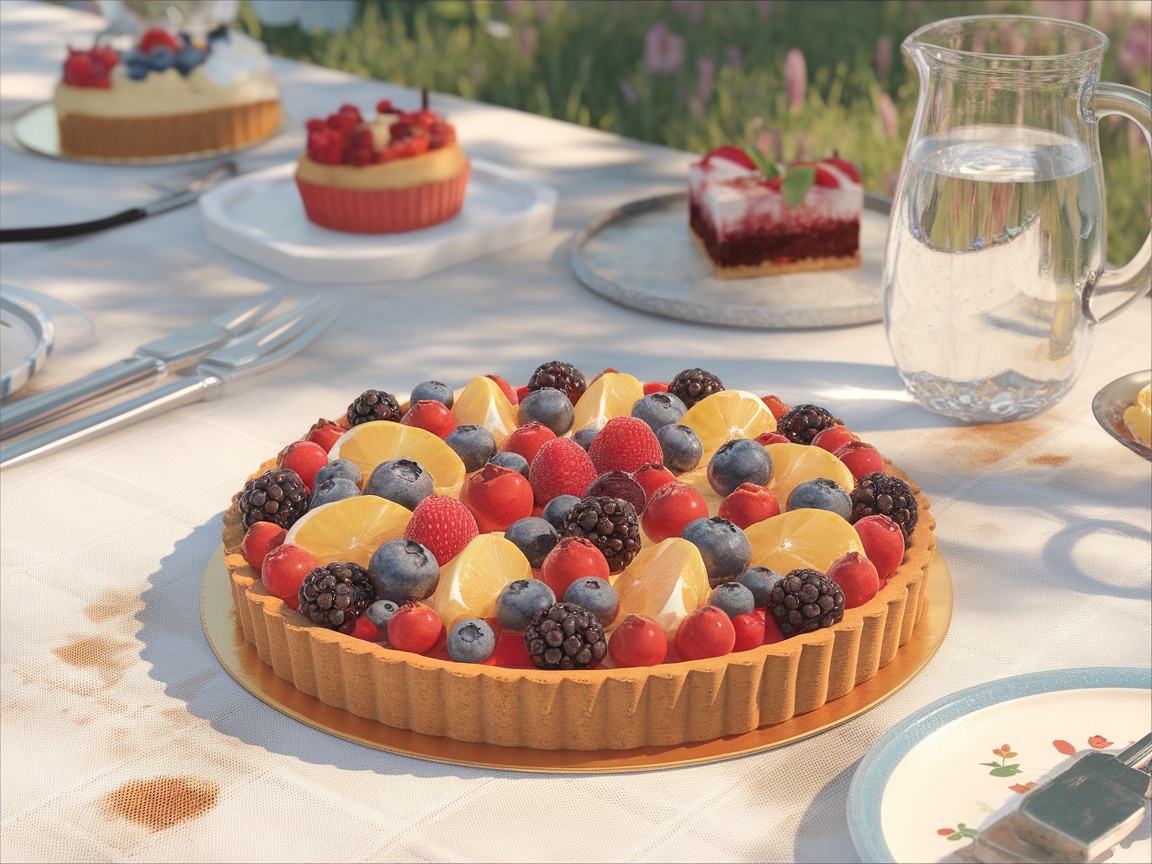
241, 0, 1151, 264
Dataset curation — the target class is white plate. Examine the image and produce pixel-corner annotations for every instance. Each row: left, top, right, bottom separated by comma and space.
198, 159, 558, 283
570, 192, 889, 329
0, 289, 55, 400
10, 102, 288, 166
848, 667, 1152, 864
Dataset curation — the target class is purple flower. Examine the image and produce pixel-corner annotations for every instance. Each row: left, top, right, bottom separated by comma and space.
644, 21, 685, 76
505, 0, 523, 15
874, 35, 892, 81
690, 1, 705, 26
785, 48, 807, 109
619, 79, 638, 106
1119, 18, 1151, 78
725, 44, 742, 69
879, 92, 898, 140
693, 53, 715, 113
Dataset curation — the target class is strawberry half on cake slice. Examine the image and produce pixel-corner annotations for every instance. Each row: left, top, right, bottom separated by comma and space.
688, 146, 863, 279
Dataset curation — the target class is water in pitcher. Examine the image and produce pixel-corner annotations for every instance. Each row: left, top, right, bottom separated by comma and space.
884, 124, 1104, 422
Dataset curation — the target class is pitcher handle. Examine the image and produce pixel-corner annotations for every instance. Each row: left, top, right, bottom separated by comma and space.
1084, 82, 1152, 324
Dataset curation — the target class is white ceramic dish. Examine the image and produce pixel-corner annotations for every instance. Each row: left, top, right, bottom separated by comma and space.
0, 289, 55, 400
198, 159, 558, 283
848, 667, 1152, 864
1092, 370, 1152, 461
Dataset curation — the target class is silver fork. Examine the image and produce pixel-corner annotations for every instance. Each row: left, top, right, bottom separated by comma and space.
0, 297, 337, 470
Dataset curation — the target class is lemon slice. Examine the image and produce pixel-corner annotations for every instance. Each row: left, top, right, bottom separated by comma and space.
763, 442, 854, 508
284, 495, 413, 567
451, 375, 518, 445
744, 508, 864, 575
1123, 384, 1151, 446
328, 421, 466, 497
612, 537, 710, 640
430, 533, 532, 627
679, 389, 777, 460
573, 372, 645, 432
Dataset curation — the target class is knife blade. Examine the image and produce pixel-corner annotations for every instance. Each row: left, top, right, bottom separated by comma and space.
0, 160, 238, 243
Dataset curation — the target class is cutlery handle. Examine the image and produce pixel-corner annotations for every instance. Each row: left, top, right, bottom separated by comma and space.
0, 208, 147, 243
0, 356, 167, 440
0, 374, 221, 469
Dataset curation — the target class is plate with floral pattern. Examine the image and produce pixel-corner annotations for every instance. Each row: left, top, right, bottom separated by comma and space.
848, 667, 1152, 863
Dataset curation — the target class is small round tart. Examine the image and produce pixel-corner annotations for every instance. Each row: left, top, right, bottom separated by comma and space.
221, 373, 936, 752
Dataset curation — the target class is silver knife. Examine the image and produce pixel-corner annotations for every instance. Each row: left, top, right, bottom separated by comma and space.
0, 296, 337, 470
0, 290, 283, 440
0, 160, 238, 243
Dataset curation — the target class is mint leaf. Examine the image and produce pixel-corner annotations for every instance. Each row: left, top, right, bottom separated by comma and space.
743, 146, 780, 180
781, 165, 815, 209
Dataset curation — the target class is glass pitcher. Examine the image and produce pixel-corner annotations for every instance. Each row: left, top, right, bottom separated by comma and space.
883, 15, 1151, 423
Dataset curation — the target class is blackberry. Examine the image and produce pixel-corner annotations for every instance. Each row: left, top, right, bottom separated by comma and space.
561, 496, 642, 573
527, 361, 587, 405
346, 389, 401, 426
297, 562, 376, 635
850, 472, 919, 538
776, 403, 842, 445
238, 468, 309, 529
668, 368, 724, 408
524, 602, 607, 670
768, 568, 845, 637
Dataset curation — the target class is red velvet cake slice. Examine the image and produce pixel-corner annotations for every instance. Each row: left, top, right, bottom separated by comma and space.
688, 146, 863, 279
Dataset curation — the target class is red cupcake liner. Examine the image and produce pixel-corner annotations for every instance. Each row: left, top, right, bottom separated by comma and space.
295, 166, 470, 234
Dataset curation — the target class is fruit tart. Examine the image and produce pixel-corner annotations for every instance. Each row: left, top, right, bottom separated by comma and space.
222, 363, 935, 750
689, 146, 863, 278
294, 98, 470, 234
53, 26, 281, 159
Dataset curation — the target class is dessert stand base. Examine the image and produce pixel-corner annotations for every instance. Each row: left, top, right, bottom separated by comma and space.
201, 545, 952, 773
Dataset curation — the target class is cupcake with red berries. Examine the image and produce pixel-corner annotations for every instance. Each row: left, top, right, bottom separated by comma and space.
294, 97, 470, 234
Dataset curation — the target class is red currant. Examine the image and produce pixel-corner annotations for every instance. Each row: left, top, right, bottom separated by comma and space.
401, 399, 457, 439
631, 463, 677, 501
351, 616, 379, 641
260, 544, 317, 605
460, 463, 534, 534
761, 394, 790, 420
387, 602, 444, 655
241, 521, 286, 572
641, 482, 709, 543
853, 514, 905, 580
540, 536, 609, 597
306, 418, 345, 453
500, 422, 556, 464
755, 431, 791, 446
834, 441, 886, 480
717, 482, 780, 529
277, 440, 329, 492
608, 615, 668, 667
731, 611, 766, 651
826, 551, 880, 609
642, 381, 670, 395
674, 605, 736, 660
811, 424, 860, 453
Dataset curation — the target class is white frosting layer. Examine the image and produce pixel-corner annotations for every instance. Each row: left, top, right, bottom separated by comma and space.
689, 153, 863, 236
54, 31, 279, 118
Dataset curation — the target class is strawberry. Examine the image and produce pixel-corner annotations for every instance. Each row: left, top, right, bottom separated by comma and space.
703, 146, 757, 170
139, 28, 181, 53
825, 157, 861, 183
403, 496, 478, 567
791, 161, 840, 188
376, 99, 394, 114
528, 437, 598, 507
588, 416, 663, 474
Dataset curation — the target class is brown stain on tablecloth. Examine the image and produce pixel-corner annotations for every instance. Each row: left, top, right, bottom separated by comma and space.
52, 634, 136, 687
941, 418, 1070, 469
84, 590, 144, 626
103, 777, 219, 831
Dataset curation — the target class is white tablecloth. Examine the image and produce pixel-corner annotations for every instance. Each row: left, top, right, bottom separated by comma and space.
2, 2, 1149, 861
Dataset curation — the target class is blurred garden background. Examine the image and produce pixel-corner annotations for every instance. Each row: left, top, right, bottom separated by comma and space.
236, 0, 1150, 262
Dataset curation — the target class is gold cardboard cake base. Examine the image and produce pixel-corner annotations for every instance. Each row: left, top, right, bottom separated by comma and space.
201, 545, 952, 773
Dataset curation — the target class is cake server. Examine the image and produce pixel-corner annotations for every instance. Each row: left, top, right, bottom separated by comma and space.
0, 160, 238, 243
0, 289, 283, 440
0, 296, 336, 469
972, 732, 1152, 863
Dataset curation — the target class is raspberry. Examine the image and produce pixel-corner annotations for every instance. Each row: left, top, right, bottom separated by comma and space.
674, 605, 736, 660
460, 463, 534, 534
539, 535, 610, 598
608, 614, 668, 667
528, 437, 599, 507
401, 399, 457, 439
588, 416, 664, 474
640, 482, 709, 543
403, 495, 478, 567
139, 28, 181, 52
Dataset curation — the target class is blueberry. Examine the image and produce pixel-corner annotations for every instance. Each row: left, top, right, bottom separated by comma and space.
410, 380, 454, 408
504, 516, 560, 569
540, 494, 580, 532
124, 51, 149, 80
656, 424, 703, 474
737, 566, 783, 608
366, 599, 400, 639
563, 577, 618, 626
368, 538, 440, 602
787, 478, 852, 519
517, 387, 574, 436
572, 427, 598, 451
707, 438, 773, 496
631, 391, 687, 433
489, 450, 529, 479
446, 618, 496, 663
708, 581, 756, 619
145, 46, 175, 71
680, 516, 753, 585
310, 477, 361, 508
495, 579, 555, 630
314, 457, 362, 488
445, 424, 497, 473
364, 458, 433, 510
173, 43, 206, 74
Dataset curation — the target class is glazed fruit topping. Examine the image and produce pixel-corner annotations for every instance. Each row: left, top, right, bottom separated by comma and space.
305, 98, 458, 166
63, 46, 118, 88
